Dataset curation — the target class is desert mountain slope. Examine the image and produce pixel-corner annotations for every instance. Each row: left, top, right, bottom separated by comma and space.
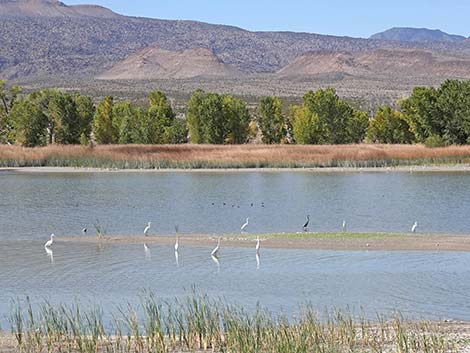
277, 49, 470, 78
371, 27, 467, 43
97, 47, 241, 80
1, 0, 470, 81
0, 0, 120, 18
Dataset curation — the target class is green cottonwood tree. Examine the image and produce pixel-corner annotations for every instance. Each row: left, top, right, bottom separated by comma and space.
222, 95, 250, 144
367, 106, 415, 144
72, 94, 95, 145
0, 81, 21, 143
93, 96, 116, 144
257, 96, 286, 144
145, 91, 175, 144
8, 97, 49, 146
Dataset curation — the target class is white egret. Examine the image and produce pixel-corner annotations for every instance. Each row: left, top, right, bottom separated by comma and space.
241, 218, 249, 232
342, 220, 347, 232
175, 235, 179, 252
303, 215, 310, 232
255, 236, 260, 254
411, 221, 418, 233
44, 234, 55, 248
211, 237, 221, 257
144, 222, 151, 236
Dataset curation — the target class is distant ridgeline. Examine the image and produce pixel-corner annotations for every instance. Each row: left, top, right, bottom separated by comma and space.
0, 0, 470, 82
1, 79, 470, 148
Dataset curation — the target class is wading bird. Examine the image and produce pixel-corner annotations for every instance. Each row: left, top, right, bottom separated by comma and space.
411, 221, 418, 233
211, 237, 221, 257
44, 234, 55, 248
342, 220, 347, 232
175, 235, 179, 252
303, 215, 310, 232
241, 218, 249, 232
256, 236, 260, 254
144, 222, 151, 236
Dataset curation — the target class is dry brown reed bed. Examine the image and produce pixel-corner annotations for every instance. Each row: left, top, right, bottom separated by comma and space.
2, 144, 470, 169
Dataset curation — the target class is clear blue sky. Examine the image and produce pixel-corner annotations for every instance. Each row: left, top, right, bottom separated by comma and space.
65, 0, 470, 38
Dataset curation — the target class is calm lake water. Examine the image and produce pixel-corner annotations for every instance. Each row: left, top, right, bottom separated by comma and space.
1, 170, 470, 325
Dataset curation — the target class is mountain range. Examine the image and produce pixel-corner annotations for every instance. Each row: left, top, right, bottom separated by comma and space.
1, 0, 470, 104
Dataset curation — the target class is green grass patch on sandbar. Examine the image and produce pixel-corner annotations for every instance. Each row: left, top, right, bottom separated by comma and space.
223, 232, 412, 240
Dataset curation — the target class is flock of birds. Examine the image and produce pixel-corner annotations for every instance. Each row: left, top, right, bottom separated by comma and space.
43, 215, 420, 260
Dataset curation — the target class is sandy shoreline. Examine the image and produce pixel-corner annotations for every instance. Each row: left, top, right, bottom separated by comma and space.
55, 233, 470, 252
2, 322, 470, 353
3, 164, 470, 173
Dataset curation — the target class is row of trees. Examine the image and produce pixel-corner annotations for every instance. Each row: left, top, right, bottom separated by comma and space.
1, 79, 470, 147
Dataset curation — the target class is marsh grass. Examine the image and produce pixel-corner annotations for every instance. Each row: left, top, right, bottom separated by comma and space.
8, 293, 457, 353
257, 232, 409, 240
1, 144, 470, 169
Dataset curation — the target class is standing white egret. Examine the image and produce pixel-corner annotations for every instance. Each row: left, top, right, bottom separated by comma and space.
303, 215, 310, 232
144, 222, 152, 236
241, 218, 249, 232
255, 236, 260, 254
44, 234, 55, 248
211, 237, 221, 257
175, 235, 180, 252
411, 221, 418, 233
342, 220, 347, 232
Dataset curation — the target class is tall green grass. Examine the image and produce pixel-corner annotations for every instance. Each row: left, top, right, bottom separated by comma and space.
7, 293, 457, 353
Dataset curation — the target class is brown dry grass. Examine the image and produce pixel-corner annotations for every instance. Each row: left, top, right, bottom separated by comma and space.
1, 144, 470, 169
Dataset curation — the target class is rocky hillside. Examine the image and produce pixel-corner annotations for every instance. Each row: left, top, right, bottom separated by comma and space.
0, 0, 120, 18
370, 27, 467, 43
277, 49, 470, 78
1, 0, 470, 82
97, 47, 241, 80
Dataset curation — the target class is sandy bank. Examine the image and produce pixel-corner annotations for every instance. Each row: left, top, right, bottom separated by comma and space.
57, 233, 470, 252
3, 164, 470, 174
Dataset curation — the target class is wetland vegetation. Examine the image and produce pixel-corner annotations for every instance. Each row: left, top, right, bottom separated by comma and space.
5, 293, 461, 353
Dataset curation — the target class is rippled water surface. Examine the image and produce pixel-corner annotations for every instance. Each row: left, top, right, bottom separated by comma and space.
1, 170, 470, 324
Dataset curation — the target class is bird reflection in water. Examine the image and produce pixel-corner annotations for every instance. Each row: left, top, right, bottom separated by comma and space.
45, 247, 54, 264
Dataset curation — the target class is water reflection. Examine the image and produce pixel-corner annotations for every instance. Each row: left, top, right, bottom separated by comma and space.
2, 242, 470, 323
174, 251, 179, 267
211, 255, 220, 273
144, 243, 151, 260
45, 247, 54, 264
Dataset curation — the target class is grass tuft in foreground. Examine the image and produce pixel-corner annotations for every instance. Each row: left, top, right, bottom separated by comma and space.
7, 293, 457, 353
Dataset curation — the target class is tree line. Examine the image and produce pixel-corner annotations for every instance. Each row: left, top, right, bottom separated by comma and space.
1, 79, 470, 147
